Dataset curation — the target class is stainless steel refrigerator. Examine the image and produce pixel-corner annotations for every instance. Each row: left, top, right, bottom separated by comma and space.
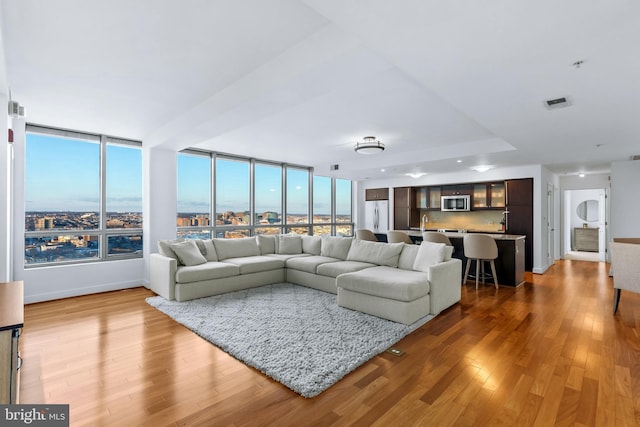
365, 200, 389, 234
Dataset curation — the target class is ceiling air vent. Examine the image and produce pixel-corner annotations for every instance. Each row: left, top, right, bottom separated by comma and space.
544, 96, 571, 110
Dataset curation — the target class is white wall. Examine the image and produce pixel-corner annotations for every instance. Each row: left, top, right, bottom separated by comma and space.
0, 93, 9, 282
357, 164, 551, 274
611, 160, 640, 239
142, 145, 177, 284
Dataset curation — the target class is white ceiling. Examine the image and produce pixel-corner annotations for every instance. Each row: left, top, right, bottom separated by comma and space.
2, 0, 639, 180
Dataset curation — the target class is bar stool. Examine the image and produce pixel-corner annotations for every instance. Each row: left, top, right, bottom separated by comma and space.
463, 234, 499, 289
355, 229, 378, 242
422, 231, 452, 246
387, 230, 413, 244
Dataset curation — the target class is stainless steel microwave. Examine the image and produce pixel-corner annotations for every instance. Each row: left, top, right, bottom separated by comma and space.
441, 195, 470, 211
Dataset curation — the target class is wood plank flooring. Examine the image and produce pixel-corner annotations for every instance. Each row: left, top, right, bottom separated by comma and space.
18, 260, 640, 426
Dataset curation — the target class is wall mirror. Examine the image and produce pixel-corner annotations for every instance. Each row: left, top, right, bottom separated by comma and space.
576, 199, 599, 222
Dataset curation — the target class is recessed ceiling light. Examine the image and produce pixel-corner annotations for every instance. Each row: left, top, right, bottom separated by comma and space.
405, 172, 426, 179
456, 160, 462, 163
380, 168, 386, 172
579, 173, 585, 178
470, 165, 493, 172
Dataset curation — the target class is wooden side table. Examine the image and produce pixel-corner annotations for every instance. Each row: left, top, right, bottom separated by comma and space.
0, 281, 24, 404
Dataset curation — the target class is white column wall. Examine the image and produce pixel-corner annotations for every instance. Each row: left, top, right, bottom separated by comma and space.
0, 92, 9, 282
142, 145, 177, 285
611, 160, 640, 239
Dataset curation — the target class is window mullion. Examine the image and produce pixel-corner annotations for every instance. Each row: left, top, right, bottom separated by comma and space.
100, 135, 107, 260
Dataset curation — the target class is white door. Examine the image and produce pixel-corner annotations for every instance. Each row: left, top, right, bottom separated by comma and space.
547, 183, 555, 266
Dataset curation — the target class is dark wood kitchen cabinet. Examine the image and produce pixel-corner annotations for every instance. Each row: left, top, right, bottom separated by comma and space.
393, 187, 419, 230
505, 178, 533, 270
365, 188, 389, 201
472, 182, 505, 209
441, 184, 472, 196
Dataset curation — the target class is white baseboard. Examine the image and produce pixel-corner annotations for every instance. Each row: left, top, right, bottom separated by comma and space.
24, 280, 144, 304
532, 265, 550, 274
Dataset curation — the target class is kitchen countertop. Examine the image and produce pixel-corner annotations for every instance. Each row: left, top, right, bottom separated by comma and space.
406, 230, 526, 240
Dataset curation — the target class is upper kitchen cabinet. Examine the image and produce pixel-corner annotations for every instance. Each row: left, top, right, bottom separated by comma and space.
441, 184, 472, 196
506, 178, 533, 206
415, 186, 441, 210
472, 182, 505, 209
394, 187, 419, 230
365, 188, 389, 201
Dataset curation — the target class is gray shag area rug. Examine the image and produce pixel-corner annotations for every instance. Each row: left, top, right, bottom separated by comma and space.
146, 283, 433, 398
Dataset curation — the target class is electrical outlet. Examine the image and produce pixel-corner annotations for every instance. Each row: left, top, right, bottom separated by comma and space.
386, 347, 405, 357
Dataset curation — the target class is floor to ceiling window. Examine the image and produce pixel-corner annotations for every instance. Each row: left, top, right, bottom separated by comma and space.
176, 151, 352, 239
176, 151, 211, 239
24, 125, 143, 266
254, 162, 283, 235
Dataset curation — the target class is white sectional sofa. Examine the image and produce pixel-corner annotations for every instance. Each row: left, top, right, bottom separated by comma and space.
148, 234, 461, 325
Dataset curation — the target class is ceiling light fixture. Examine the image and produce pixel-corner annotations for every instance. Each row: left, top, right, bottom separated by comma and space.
405, 172, 426, 179
470, 165, 493, 172
579, 173, 585, 178
354, 136, 385, 154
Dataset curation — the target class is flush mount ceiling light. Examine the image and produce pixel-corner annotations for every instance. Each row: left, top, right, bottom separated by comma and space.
405, 172, 426, 179
354, 136, 385, 154
470, 165, 494, 172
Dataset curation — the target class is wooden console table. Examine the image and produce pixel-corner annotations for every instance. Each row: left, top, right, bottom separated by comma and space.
0, 281, 24, 404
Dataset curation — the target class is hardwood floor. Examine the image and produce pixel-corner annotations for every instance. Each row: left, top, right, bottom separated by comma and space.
19, 260, 640, 426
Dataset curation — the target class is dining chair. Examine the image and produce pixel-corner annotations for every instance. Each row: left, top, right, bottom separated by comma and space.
610, 240, 640, 314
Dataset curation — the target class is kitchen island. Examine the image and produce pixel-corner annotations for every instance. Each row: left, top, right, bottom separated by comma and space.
407, 231, 526, 287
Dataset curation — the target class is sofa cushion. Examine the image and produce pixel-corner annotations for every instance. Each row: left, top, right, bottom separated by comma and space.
265, 253, 312, 261
337, 266, 430, 302
175, 262, 240, 283
201, 239, 219, 262
158, 238, 184, 263
413, 241, 447, 272
277, 235, 303, 254
286, 255, 341, 274
320, 236, 353, 260
302, 235, 322, 255
170, 240, 207, 266
398, 243, 420, 270
346, 239, 403, 267
256, 235, 276, 255
213, 237, 261, 260
223, 255, 285, 274
316, 260, 377, 278
443, 245, 454, 261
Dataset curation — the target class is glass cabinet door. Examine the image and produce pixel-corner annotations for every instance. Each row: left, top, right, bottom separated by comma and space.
473, 184, 488, 208
490, 182, 505, 208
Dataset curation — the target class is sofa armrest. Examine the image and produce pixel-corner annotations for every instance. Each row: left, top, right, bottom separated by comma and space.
427, 258, 462, 315
149, 253, 177, 300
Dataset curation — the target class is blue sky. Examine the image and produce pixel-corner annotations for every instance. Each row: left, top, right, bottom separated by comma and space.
26, 133, 143, 212
178, 154, 352, 215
